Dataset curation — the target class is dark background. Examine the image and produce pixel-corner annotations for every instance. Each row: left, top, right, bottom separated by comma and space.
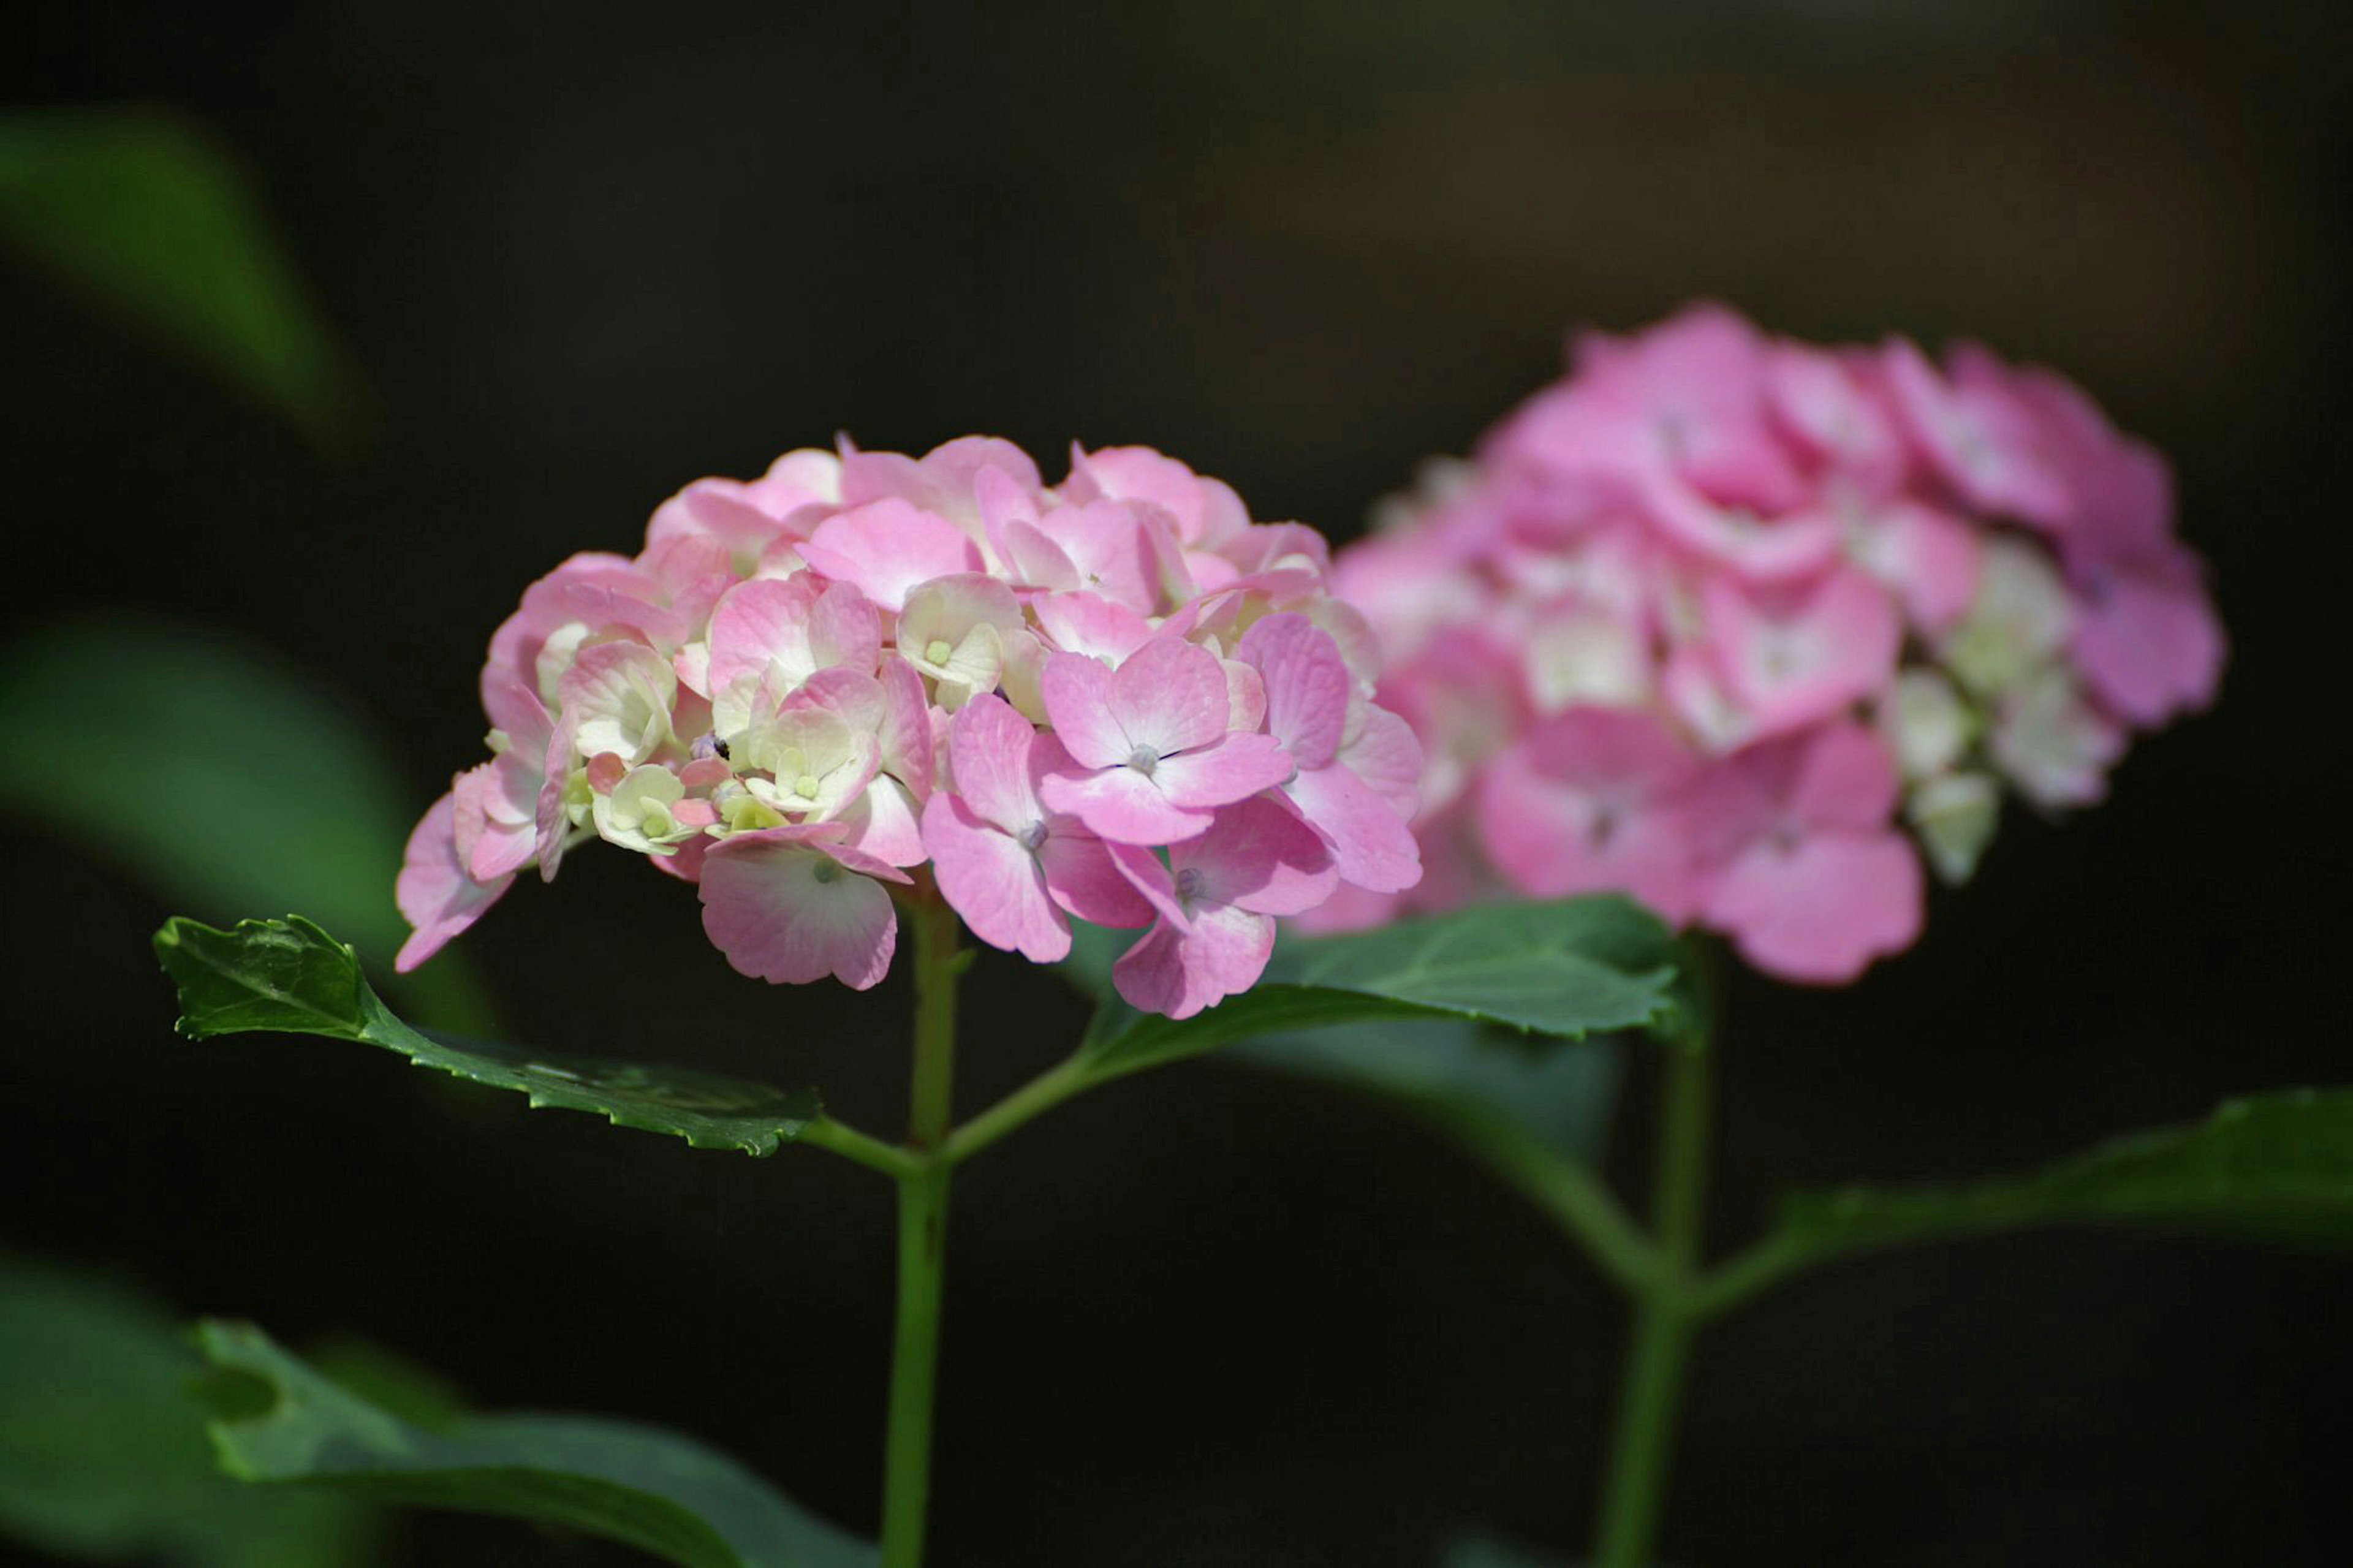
4, 2, 2347, 1564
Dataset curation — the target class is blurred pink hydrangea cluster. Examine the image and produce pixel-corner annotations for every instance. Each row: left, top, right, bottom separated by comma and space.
1325, 304, 2222, 982
397, 439, 1421, 1017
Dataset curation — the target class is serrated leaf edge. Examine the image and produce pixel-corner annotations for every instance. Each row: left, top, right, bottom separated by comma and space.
153, 914, 822, 1158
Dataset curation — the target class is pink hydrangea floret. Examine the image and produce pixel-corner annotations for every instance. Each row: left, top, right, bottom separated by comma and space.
396, 439, 1422, 1018
1327, 303, 2222, 983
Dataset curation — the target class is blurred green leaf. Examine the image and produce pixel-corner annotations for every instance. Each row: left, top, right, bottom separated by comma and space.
197, 1320, 875, 1568
1074, 896, 1678, 1078
1442, 1532, 1567, 1568
0, 107, 357, 445
1725, 1088, 2353, 1302
154, 914, 822, 1156
0, 616, 493, 1031
0, 1257, 375, 1567
1233, 1017, 1623, 1164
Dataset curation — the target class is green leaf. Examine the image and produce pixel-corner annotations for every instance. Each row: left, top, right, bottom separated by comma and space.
153, 914, 822, 1156
1075, 896, 1678, 1078
1232, 1017, 1624, 1164
1441, 1532, 1566, 1568
0, 616, 494, 1032
0, 107, 357, 445
1746, 1088, 2353, 1286
195, 1321, 874, 1568
0, 1257, 375, 1567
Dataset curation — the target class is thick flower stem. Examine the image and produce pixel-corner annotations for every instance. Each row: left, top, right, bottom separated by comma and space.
1592, 1023, 1713, 1568
879, 895, 961, 1568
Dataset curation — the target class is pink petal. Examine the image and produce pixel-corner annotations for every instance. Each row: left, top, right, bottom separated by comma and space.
647, 832, 712, 885
1224, 659, 1268, 734
558, 639, 675, 759
1022, 498, 1163, 612
537, 569, 695, 651
975, 462, 1044, 558
1112, 904, 1276, 1020
1175, 795, 1337, 916
748, 448, 845, 512
1338, 703, 1424, 817
843, 436, 1041, 525
1237, 613, 1350, 770
1764, 341, 1903, 495
534, 716, 577, 882
480, 675, 553, 759
798, 499, 983, 612
1106, 636, 1230, 759
1038, 651, 1132, 769
395, 792, 512, 971
708, 575, 882, 695
1705, 567, 1901, 735
1067, 444, 1252, 549
1638, 470, 1843, 581
2069, 551, 2225, 727
1149, 732, 1295, 809
698, 827, 909, 989
1283, 762, 1422, 896
876, 654, 938, 798
1039, 764, 1216, 845
1882, 337, 2072, 530
647, 475, 805, 563
463, 751, 542, 882
1852, 501, 1982, 634
921, 793, 1070, 963
787, 666, 888, 735
1704, 831, 1923, 985
945, 693, 1042, 833
1001, 517, 1082, 594
1678, 721, 1900, 866
1031, 591, 1154, 664
1036, 831, 1157, 928
1476, 740, 1702, 922
837, 776, 928, 867
1214, 521, 1328, 580
1787, 722, 1901, 832
899, 573, 1023, 655
1104, 840, 1192, 931
707, 577, 806, 696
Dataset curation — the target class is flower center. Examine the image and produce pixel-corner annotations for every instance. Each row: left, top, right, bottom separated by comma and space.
1127, 746, 1160, 776
811, 858, 840, 885
1175, 866, 1207, 902
1017, 820, 1050, 852
923, 638, 955, 665
794, 773, 822, 799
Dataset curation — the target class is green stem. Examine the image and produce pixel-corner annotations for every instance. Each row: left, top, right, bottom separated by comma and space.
1411, 1097, 1657, 1296
879, 896, 960, 1568
1686, 1231, 1811, 1321
937, 1050, 1094, 1167
1592, 1025, 1713, 1568
801, 1115, 923, 1180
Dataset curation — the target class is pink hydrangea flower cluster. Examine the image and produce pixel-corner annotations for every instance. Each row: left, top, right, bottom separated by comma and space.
1323, 304, 2222, 983
395, 439, 1422, 1018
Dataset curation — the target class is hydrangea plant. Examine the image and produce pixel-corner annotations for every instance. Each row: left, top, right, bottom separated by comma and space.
1301, 306, 2235, 1566
1329, 302, 2223, 980
400, 438, 1419, 1015
152, 437, 1687, 1567
129, 305, 2341, 1568
35, 95, 2337, 1565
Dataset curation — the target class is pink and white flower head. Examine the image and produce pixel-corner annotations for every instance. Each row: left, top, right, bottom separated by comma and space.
397, 439, 1421, 1017
1327, 303, 2222, 984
